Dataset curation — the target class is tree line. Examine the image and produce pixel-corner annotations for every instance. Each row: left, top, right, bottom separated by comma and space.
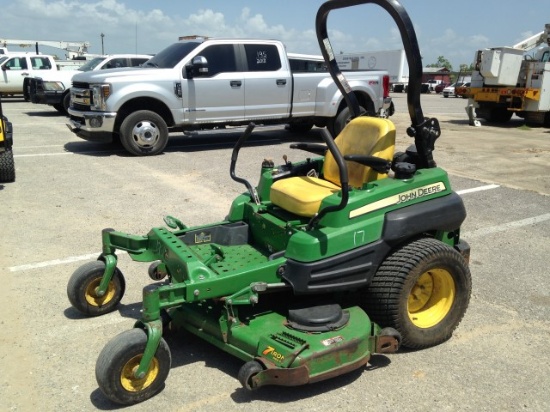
426, 56, 474, 73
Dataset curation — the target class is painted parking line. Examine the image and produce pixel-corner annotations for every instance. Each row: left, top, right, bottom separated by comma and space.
9, 253, 101, 272
463, 213, 550, 239
457, 184, 500, 195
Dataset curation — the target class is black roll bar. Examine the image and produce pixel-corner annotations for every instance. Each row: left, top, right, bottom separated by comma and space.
316, 0, 440, 169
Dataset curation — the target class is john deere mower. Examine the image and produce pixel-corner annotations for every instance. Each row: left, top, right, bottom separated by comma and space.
67, 0, 471, 405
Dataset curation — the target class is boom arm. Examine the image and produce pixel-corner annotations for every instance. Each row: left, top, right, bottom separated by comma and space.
0, 38, 90, 58
512, 24, 550, 50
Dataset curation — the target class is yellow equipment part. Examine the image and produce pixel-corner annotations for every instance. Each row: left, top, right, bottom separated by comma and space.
270, 116, 395, 217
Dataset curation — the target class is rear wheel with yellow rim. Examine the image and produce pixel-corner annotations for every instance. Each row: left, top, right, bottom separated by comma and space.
363, 238, 471, 349
96, 328, 171, 405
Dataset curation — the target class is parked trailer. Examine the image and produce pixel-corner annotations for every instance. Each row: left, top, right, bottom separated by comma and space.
336, 49, 408, 91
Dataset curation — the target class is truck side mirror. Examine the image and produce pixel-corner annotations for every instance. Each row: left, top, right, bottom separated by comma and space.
185, 56, 209, 78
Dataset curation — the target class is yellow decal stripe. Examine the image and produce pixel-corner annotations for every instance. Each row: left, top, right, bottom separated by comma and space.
349, 182, 446, 219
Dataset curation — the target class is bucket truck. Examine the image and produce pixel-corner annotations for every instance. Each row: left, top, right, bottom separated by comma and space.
0, 38, 90, 59
463, 24, 550, 126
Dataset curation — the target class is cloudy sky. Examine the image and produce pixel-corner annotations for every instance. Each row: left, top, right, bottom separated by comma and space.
1, 0, 548, 70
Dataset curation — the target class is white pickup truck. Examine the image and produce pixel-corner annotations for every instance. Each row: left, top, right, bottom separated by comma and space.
26, 54, 151, 114
67, 38, 393, 156
0, 54, 83, 96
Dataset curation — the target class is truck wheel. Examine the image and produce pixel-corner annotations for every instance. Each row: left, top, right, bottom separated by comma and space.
0, 148, 15, 183
362, 238, 471, 349
488, 108, 513, 123
67, 260, 126, 316
329, 105, 367, 137
119, 110, 169, 156
96, 328, 171, 405
62, 92, 71, 115
50, 92, 70, 115
476, 107, 512, 123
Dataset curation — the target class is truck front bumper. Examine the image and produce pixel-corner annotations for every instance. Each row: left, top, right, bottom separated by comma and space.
31, 90, 63, 106
66, 109, 117, 143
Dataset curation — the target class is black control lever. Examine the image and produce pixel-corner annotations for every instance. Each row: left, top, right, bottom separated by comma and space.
289, 143, 328, 156
344, 154, 391, 174
230, 123, 260, 205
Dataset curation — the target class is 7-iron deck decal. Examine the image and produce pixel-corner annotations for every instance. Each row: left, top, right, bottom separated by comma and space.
349, 182, 447, 219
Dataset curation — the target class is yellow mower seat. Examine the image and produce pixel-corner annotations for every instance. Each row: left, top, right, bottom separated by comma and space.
270, 116, 396, 217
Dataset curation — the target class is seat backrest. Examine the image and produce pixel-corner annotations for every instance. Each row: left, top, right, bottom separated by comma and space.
323, 116, 396, 188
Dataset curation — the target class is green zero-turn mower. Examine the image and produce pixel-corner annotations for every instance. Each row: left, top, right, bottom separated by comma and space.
0, 94, 15, 183
67, 0, 472, 405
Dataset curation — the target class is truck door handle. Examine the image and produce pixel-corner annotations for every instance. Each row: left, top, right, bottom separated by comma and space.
276, 79, 287, 86
230, 80, 242, 87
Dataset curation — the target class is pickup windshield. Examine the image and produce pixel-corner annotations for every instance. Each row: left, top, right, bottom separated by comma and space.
78, 57, 107, 72
143, 41, 202, 69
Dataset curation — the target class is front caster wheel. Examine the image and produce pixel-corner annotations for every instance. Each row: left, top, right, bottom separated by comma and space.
238, 361, 263, 390
67, 260, 126, 316
96, 328, 171, 405
363, 238, 472, 349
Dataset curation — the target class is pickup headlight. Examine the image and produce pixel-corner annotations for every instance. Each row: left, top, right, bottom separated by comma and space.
42, 81, 66, 91
91, 84, 111, 111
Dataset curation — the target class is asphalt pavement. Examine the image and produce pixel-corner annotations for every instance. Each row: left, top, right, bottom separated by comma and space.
1, 93, 549, 411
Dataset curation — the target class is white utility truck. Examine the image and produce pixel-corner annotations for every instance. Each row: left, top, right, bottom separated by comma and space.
0, 54, 86, 95
26, 54, 152, 114
465, 24, 550, 126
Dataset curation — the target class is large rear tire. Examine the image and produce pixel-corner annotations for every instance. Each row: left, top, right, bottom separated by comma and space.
362, 238, 471, 349
0, 148, 15, 182
96, 328, 171, 405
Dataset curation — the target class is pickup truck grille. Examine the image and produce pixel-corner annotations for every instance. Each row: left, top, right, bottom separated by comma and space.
71, 82, 92, 111
35, 79, 44, 93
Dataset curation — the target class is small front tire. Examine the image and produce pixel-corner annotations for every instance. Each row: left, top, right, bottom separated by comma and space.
96, 329, 171, 405
238, 361, 263, 390
67, 260, 126, 316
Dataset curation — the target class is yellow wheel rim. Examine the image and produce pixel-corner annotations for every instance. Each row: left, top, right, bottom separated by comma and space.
84, 277, 117, 307
408, 269, 455, 328
120, 354, 160, 392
